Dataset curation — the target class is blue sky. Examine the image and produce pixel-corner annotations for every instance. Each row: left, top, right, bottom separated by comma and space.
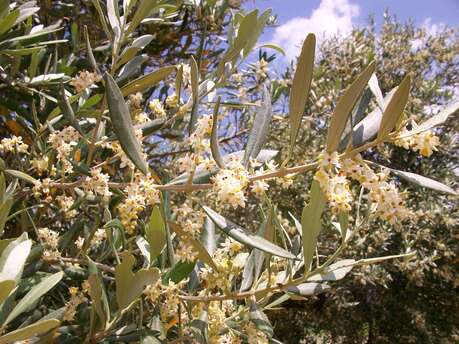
243, 0, 458, 61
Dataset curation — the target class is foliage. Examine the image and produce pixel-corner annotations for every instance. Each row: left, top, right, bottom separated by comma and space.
0, 1, 457, 343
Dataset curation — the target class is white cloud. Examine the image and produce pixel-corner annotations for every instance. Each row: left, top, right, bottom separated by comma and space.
421, 17, 446, 36
270, 0, 360, 61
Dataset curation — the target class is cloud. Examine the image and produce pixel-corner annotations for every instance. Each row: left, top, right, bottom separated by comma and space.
270, 0, 360, 61
411, 17, 447, 51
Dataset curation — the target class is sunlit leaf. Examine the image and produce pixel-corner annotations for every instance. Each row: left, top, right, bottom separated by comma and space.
145, 206, 166, 262
0, 319, 60, 343
243, 84, 272, 167
121, 66, 175, 96
377, 74, 411, 139
203, 206, 297, 260
327, 61, 375, 151
115, 252, 160, 311
210, 97, 225, 168
301, 180, 327, 273
4, 271, 63, 326
289, 33, 315, 151
105, 72, 148, 174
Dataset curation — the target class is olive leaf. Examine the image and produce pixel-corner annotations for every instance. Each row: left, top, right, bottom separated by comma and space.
249, 301, 273, 338
117, 34, 153, 68
115, 251, 160, 311
389, 168, 457, 196
301, 180, 327, 274
338, 87, 397, 150
145, 206, 167, 262
3, 271, 64, 326
210, 97, 225, 168
308, 259, 355, 281
126, 0, 155, 36
105, 72, 149, 174
240, 212, 274, 292
190, 308, 209, 344
326, 61, 376, 152
285, 282, 330, 296
163, 261, 195, 284
0, 233, 31, 282
189, 55, 200, 132
243, 84, 272, 167
377, 74, 411, 140
87, 257, 110, 328
368, 73, 384, 110
121, 65, 175, 96
0, 280, 15, 306
203, 206, 297, 260
397, 99, 459, 138
0, 319, 60, 343
84, 25, 100, 74
289, 33, 315, 151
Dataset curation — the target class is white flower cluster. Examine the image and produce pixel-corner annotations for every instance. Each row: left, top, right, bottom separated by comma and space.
31, 156, 55, 176
176, 114, 215, 174
394, 129, 440, 157
37, 227, 60, 258
0, 135, 28, 154
118, 173, 160, 234
75, 228, 106, 250
69, 70, 102, 93
314, 152, 353, 213
148, 99, 166, 118
342, 155, 410, 224
83, 168, 112, 200
48, 126, 80, 174
56, 195, 77, 219
212, 156, 249, 208
256, 58, 269, 79
315, 152, 410, 223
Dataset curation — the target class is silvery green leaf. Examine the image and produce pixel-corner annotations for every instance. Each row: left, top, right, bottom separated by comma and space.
4, 271, 63, 326
116, 54, 148, 82
188, 55, 199, 133
117, 34, 153, 68
368, 73, 384, 110
390, 168, 457, 196
145, 206, 166, 262
286, 282, 330, 296
126, 0, 155, 36
121, 65, 175, 96
339, 87, 397, 150
115, 252, 160, 311
289, 33, 315, 151
210, 97, 225, 168
105, 72, 148, 174
4, 169, 37, 184
84, 26, 100, 74
243, 84, 272, 167
190, 308, 209, 344
327, 62, 375, 152
249, 301, 273, 338
0, 233, 31, 282
203, 206, 298, 260
0, 319, 60, 343
301, 180, 327, 273
378, 74, 411, 139
308, 259, 355, 281
398, 100, 459, 138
